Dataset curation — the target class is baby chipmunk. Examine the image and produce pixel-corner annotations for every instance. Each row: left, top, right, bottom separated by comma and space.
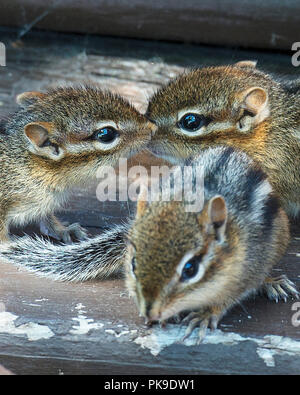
0, 62, 299, 293
146, 61, 300, 217
0, 86, 156, 243
125, 146, 298, 343
1, 146, 298, 339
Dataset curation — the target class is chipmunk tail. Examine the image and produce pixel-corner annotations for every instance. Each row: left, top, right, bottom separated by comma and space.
0, 223, 129, 282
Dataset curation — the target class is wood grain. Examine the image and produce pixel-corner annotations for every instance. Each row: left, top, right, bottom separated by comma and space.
0, 0, 299, 50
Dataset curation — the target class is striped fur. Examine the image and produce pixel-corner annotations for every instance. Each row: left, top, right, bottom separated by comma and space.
0, 224, 128, 282
125, 147, 292, 337
0, 147, 287, 287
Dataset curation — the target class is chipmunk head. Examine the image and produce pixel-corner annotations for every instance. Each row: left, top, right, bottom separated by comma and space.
16, 86, 156, 167
125, 188, 242, 324
146, 61, 273, 163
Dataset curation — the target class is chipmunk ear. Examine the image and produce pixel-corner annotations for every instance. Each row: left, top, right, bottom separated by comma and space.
236, 87, 269, 132
16, 91, 46, 108
24, 122, 64, 160
205, 195, 228, 243
234, 60, 257, 69
136, 183, 149, 219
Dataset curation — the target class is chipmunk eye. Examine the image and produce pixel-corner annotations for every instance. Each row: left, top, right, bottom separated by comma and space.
180, 256, 201, 281
93, 127, 119, 143
178, 113, 210, 132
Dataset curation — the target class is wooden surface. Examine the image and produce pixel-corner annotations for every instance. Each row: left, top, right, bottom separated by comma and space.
0, 28, 300, 375
0, 0, 299, 50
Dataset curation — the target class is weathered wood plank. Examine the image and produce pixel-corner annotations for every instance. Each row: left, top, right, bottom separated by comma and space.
1, 257, 300, 375
0, 1, 299, 50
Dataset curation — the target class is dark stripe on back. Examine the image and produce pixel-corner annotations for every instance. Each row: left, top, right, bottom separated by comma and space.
215, 146, 235, 171
262, 194, 280, 231
204, 146, 236, 194
243, 165, 268, 205
184, 156, 194, 166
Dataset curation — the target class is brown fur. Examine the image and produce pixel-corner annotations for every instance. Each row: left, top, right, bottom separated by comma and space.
126, 192, 291, 341
125, 146, 296, 342
0, 86, 156, 242
147, 63, 300, 216
127, 194, 289, 315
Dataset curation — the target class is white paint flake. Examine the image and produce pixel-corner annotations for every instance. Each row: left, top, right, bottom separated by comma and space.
134, 325, 300, 368
75, 303, 86, 312
70, 316, 104, 335
70, 303, 103, 335
0, 311, 54, 341
256, 348, 276, 367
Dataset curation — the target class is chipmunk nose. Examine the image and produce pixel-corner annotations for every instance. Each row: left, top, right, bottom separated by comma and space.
145, 315, 161, 326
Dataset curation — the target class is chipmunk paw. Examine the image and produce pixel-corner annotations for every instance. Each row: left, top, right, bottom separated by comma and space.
59, 223, 89, 244
40, 220, 89, 243
181, 307, 221, 345
262, 275, 299, 303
